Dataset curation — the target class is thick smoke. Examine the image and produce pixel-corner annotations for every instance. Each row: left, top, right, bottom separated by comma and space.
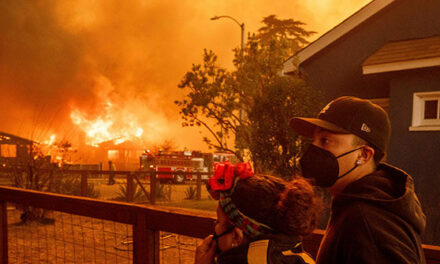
0, 0, 370, 150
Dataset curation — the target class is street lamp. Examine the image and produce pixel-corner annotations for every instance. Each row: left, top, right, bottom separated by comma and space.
210, 15, 245, 53
211, 15, 246, 155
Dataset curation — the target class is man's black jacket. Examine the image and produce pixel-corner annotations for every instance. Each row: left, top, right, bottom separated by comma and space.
316, 163, 426, 264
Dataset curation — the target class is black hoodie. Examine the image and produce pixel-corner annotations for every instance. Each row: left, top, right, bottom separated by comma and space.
316, 163, 426, 264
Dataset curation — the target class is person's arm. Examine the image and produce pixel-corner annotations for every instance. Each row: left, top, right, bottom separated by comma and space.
195, 235, 217, 264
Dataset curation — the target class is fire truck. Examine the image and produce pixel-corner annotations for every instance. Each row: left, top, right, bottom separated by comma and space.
139, 150, 238, 184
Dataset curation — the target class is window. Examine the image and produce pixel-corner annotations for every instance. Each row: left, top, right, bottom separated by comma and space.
411, 91, 440, 131
0, 144, 17, 157
424, 100, 438, 119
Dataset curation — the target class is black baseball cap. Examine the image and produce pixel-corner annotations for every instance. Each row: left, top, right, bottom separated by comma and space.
290, 96, 391, 155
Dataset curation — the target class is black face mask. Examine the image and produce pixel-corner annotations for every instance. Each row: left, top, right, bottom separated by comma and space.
299, 144, 363, 187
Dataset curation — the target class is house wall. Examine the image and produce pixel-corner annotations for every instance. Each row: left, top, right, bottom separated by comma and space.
0, 142, 32, 166
388, 68, 440, 174
388, 68, 440, 244
297, 0, 440, 244
300, 0, 440, 100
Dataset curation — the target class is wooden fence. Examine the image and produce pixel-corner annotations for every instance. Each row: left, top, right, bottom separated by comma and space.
1, 186, 440, 263
0, 185, 215, 264
0, 167, 208, 204
1, 171, 440, 263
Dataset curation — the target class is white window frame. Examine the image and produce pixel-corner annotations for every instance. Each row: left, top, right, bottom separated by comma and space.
410, 91, 440, 131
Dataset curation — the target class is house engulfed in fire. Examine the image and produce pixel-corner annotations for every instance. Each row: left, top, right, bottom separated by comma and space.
0, 131, 34, 168
96, 140, 145, 171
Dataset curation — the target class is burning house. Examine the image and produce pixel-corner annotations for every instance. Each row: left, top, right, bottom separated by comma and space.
96, 140, 145, 171
0, 131, 35, 168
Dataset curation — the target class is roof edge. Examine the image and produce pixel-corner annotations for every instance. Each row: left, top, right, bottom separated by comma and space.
362, 57, 440, 74
0, 131, 35, 144
283, 0, 395, 75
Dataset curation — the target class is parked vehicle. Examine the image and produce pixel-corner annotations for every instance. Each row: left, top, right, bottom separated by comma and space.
140, 150, 238, 184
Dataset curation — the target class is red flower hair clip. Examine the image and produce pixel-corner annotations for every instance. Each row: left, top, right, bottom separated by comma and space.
207, 161, 253, 199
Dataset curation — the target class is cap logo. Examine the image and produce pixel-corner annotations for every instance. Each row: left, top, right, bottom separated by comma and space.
361, 123, 371, 133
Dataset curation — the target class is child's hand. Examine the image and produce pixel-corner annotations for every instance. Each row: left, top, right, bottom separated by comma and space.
195, 235, 216, 264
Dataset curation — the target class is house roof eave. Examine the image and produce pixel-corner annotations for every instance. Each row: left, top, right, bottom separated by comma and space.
283, 0, 395, 75
363, 57, 440, 74
0, 131, 35, 145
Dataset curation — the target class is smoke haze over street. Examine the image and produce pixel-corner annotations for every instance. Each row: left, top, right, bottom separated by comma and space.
0, 0, 370, 152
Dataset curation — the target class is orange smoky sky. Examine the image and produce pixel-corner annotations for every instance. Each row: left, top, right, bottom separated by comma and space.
0, 0, 370, 152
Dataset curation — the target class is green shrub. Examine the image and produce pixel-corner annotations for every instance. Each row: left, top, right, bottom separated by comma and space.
156, 183, 172, 201
184, 186, 197, 200
52, 175, 100, 198
113, 182, 149, 203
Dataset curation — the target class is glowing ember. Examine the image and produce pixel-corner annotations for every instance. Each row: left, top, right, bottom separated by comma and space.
43, 134, 57, 145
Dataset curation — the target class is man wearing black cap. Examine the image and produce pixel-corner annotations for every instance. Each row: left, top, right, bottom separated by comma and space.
290, 96, 426, 263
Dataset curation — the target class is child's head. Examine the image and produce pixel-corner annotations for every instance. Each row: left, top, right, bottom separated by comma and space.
231, 174, 321, 236
208, 162, 321, 252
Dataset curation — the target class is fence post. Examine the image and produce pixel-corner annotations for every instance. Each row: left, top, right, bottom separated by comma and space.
127, 173, 134, 203
150, 168, 156, 205
133, 213, 159, 264
146, 228, 160, 264
196, 172, 202, 200
0, 201, 8, 264
81, 172, 88, 197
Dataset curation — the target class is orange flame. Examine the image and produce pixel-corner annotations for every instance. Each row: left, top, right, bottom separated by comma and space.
70, 76, 145, 147
43, 134, 57, 145
71, 108, 144, 147
40, 134, 66, 165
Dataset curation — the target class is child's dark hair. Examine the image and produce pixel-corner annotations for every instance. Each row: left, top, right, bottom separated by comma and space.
231, 175, 322, 236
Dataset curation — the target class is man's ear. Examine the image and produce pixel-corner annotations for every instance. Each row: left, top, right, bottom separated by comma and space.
232, 227, 245, 245
359, 145, 374, 164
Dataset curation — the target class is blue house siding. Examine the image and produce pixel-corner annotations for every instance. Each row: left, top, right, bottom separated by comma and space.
292, 0, 440, 244
387, 68, 440, 243
388, 69, 440, 175
300, 0, 440, 100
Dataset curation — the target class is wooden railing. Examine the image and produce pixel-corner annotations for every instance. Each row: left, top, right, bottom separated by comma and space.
0, 185, 215, 264
0, 186, 440, 263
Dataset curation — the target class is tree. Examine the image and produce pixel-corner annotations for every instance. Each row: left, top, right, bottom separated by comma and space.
176, 15, 324, 177
151, 139, 177, 154
176, 50, 234, 153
